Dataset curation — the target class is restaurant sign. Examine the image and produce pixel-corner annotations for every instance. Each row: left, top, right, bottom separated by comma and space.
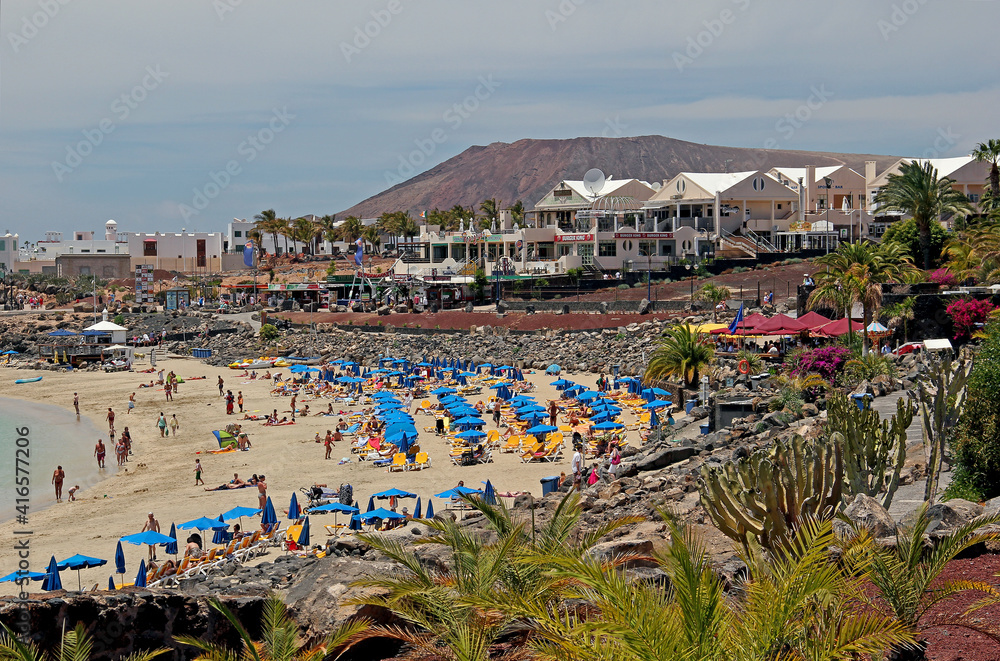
554, 233, 594, 243
614, 232, 674, 239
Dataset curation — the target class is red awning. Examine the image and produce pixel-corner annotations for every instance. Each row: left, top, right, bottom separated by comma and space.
755, 314, 810, 335
796, 311, 833, 330
813, 318, 864, 337
711, 312, 769, 334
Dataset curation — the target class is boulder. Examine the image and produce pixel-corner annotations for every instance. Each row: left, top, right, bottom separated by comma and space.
984, 496, 1000, 517
926, 498, 984, 529
634, 446, 696, 472
376, 305, 391, 316
638, 298, 651, 315
835, 493, 896, 539
589, 539, 656, 568
465, 302, 474, 313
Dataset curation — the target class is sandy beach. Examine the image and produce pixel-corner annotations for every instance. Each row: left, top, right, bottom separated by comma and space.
0, 355, 624, 594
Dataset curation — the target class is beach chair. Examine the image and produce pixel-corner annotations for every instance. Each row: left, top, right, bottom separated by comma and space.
411, 451, 431, 470
283, 524, 304, 551
486, 429, 500, 445
520, 442, 544, 463
324, 523, 346, 537
500, 435, 521, 453
388, 452, 407, 472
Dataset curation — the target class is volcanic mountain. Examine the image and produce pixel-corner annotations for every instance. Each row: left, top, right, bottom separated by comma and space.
338, 135, 898, 218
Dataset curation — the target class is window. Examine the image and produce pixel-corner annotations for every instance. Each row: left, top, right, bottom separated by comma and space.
676, 179, 686, 194
752, 176, 766, 191
79, 266, 91, 275
598, 241, 617, 257
0, 240, 5, 251
102, 266, 116, 277
97, 249, 106, 253
554, 189, 572, 197
143, 241, 157, 256
777, 204, 783, 210
969, 193, 981, 204
620, 240, 633, 252
234, 230, 242, 237
638, 241, 655, 257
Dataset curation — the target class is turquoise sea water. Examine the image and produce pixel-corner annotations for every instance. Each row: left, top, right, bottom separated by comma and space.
0, 398, 114, 523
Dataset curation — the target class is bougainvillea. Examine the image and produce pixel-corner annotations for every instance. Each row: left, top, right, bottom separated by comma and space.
929, 268, 958, 288
947, 298, 996, 341
785, 345, 853, 381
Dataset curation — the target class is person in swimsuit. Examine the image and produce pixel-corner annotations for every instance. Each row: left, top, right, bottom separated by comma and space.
95, 439, 106, 468
169, 415, 179, 436
128, 392, 136, 413
194, 459, 204, 486
141, 512, 161, 561
107, 407, 115, 431
324, 431, 333, 460
257, 475, 267, 510
121, 427, 132, 455
74, 392, 80, 415
52, 466, 65, 502
238, 391, 244, 413
164, 381, 172, 401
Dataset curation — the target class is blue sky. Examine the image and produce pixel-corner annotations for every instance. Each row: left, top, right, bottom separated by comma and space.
0, 0, 997, 237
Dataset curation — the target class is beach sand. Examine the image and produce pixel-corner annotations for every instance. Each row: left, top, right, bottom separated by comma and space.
0, 357, 629, 593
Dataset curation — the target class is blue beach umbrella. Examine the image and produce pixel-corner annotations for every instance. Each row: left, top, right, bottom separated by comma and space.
359, 508, 405, 523
592, 421, 625, 431
289, 493, 301, 520
483, 480, 496, 506
367, 496, 375, 512
165, 523, 178, 555
0, 570, 45, 583
115, 541, 126, 575
434, 486, 483, 499
135, 559, 147, 588
178, 517, 229, 531
298, 517, 310, 547
456, 429, 486, 440
649, 408, 660, 427
454, 416, 485, 427
261, 497, 277, 527
108, 575, 116, 590
643, 399, 672, 409
349, 514, 362, 531
373, 488, 417, 499
121, 531, 176, 546
212, 516, 229, 545
222, 505, 261, 522
576, 391, 601, 401
526, 423, 558, 435
414, 497, 422, 519
57, 554, 108, 591
308, 502, 358, 528
425, 499, 435, 519
41, 556, 63, 592
589, 412, 616, 423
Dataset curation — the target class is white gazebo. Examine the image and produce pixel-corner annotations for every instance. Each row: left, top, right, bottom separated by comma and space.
83, 310, 128, 344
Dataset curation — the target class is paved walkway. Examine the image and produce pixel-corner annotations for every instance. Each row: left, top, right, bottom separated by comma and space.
869, 390, 950, 520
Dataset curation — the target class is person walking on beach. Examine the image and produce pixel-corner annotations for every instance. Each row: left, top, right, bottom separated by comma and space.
548, 400, 559, 427
157, 412, 167, 438
141, 512, 160, 561
169, 415, 179, 436
218, 376, 225, 396
52, 465, 65, 502
116, 437, 126, 466
128, 392, 136, 413
237, 391, 244, 413
324, 431, 333, 460
95, 439, 106, 468
122, 427, 132, 456
493, 404, 502, 428
225, 390, 235, 415
164, 380, 172, 402
107, 407, 115, 432
73, 392, 80, 416
570, 444, 584, 493
194, 459, 204, 486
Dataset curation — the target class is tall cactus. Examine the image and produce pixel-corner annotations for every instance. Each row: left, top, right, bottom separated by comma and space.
917, 354, 972, 502
698, 434, 843, 554
826, 390, 913, 510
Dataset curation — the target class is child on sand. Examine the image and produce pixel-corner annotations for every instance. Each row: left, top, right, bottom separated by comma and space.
68, 485, 79, 502
194, 459, 204, 486
169, 414, 179, 436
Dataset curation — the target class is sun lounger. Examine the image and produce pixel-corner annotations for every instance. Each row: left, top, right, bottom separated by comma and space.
388, 453, 407, 472
411, 451, 431, 470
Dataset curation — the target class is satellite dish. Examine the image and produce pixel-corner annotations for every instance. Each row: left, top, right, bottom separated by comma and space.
583, 168, 606, 197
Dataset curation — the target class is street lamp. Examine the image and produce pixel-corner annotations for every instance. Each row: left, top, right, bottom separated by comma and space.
686, 263, 693, 302
823, 177, 833, 254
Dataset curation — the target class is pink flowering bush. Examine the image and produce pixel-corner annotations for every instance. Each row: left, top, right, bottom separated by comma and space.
947, 298, 996, 341
929, 268, 958, 288
785, 345, 853, 381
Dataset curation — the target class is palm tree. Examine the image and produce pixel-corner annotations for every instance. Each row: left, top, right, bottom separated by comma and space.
400, 216, 420, 243
315, 214, 336, 254
0, 622, 167, 661
509, 200, 525, 226
863, 505, 1000, 660
515, 518, 913, 661
809, 241, 918, 356
292, 217, 314, 255
350, 493, 638, 661
479, 198, 500, 231
645, 323, 714, 389
254, 209, 280, 256
875, 160, 974, 269
277, 219, 293, 256
972, 138, 1000, 207
882, 296, 916, 341
694, 283, 731, 322
176, 595, 366, 661
361, 225, 381, 255
337, 216, 364, 243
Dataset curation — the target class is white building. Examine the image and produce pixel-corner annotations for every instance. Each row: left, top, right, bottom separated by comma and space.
26, 220, 128, 261
127, 231, 225, 273
0, 232, 18, 273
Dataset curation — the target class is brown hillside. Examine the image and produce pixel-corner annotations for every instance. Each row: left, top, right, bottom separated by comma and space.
338, 135, 899, 218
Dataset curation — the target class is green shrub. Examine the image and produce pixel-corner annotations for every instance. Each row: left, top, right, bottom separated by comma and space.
948, 320, 1000, 500
258, 323, 280, 343
113, 314, 125, 325
618, 284, 630, 290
